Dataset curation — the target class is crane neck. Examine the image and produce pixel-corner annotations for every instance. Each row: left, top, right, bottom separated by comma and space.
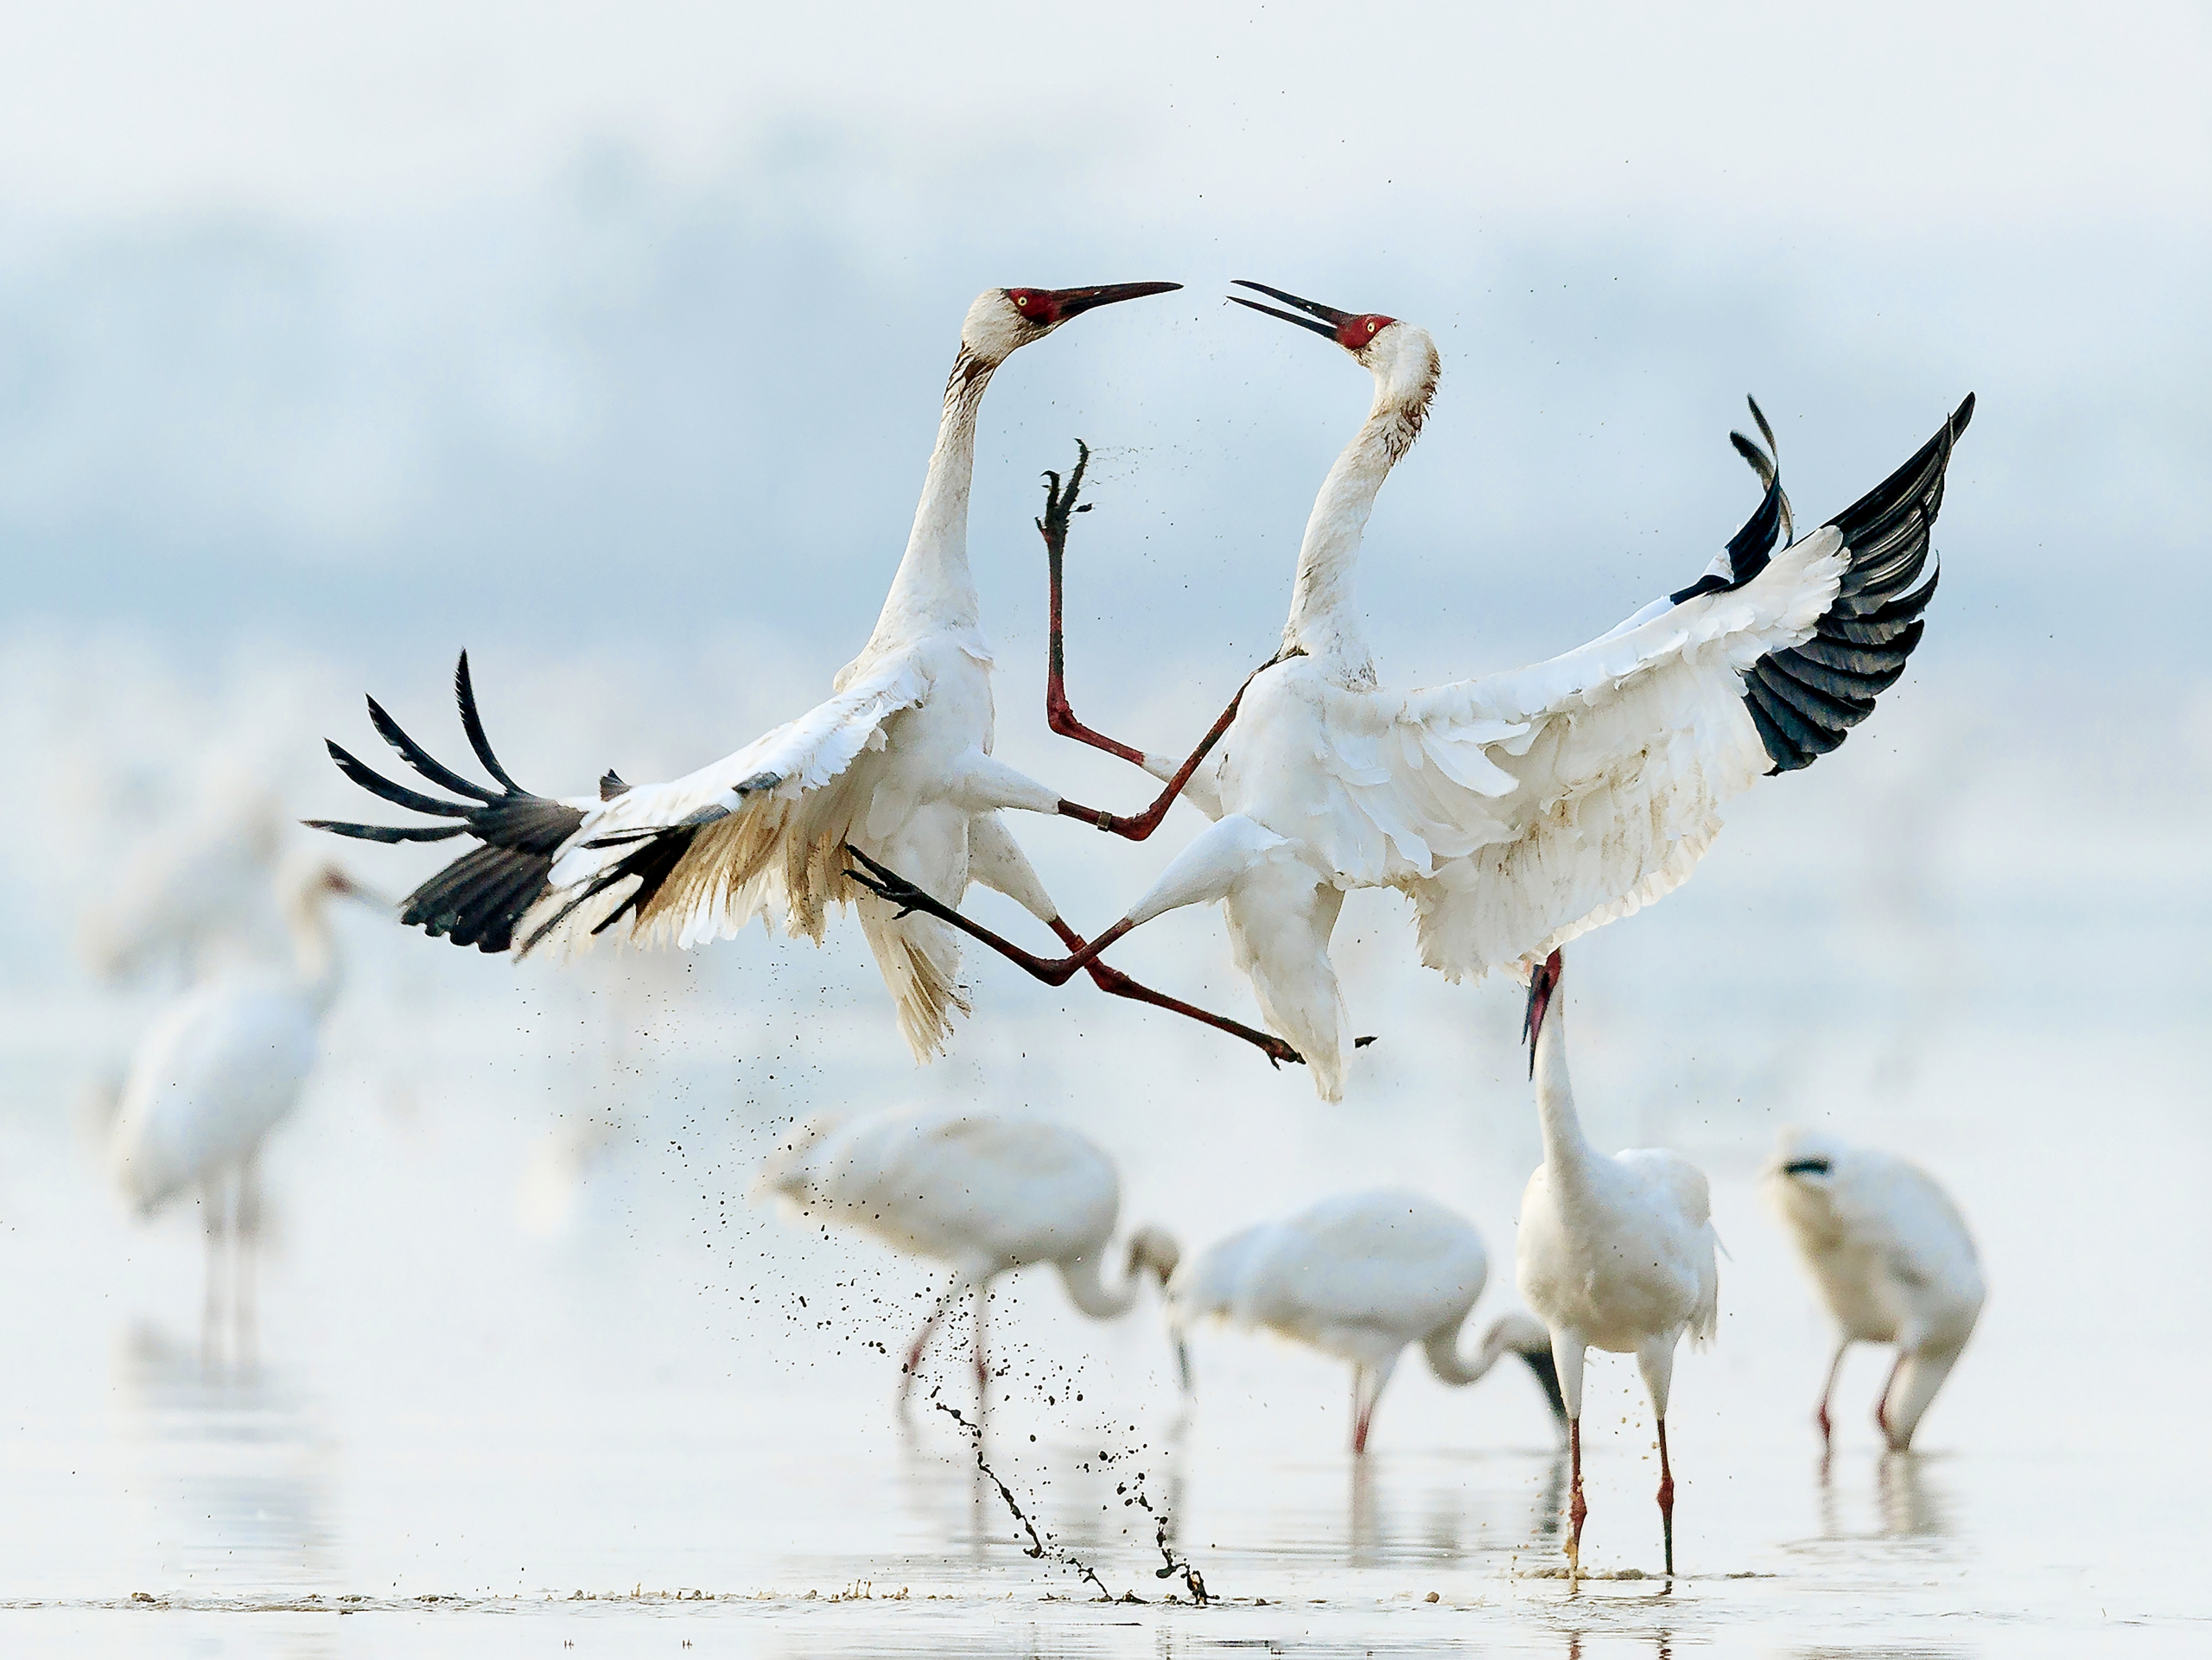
285, 889, 345, 1019
864, 348, 995, 651
1057, 1249, 1144, 1320
1280, 378, 1428, 690
1532, 1002, 1596, 1183
1423, 1313, 1511, 1388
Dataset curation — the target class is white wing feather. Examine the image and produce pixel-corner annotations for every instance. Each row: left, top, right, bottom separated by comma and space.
1299, 528, 1849, 983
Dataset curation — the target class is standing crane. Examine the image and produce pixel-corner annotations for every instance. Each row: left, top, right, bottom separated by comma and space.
1170, 1187, 1564, 1453
755, 1104, 1180, 1413
110, 855, 380, 1358
307, 284, 1292, 1069
851, 282, 1970, 1100
1764, 1129, 1985, 1452
1514, 950, 1719, 1580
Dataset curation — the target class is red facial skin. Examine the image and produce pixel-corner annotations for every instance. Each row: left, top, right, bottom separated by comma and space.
1522, 948, 1564, 1069
1005, 289, 1062, 326
1337, 313, 1396, 351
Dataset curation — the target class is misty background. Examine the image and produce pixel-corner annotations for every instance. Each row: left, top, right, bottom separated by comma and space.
0, 1, 2207, 1631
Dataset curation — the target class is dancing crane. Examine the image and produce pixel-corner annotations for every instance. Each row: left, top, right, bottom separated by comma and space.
1170, 1187, 1565, 1453
309, 284, 1294, 1068
851, 282, 1970, 1100
755, 1104, 1179, 1411
1765, 1129, 1985, 1452
1515, 950, 1718, 1579
110, 854, 380, 1349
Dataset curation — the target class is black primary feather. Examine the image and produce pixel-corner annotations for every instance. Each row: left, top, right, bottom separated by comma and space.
1670, 404, 1789, 605
1741, 397, 1969, 773
310, 652, 586, 952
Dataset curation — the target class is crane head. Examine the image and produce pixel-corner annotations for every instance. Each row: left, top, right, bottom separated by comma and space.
1126, 1223, 1182, 1288
963, 283, 1181, 362
1228, 280, 1397, 355
1521, 948, 1564, 1076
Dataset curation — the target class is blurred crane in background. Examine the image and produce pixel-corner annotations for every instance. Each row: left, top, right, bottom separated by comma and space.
1170, 1187, 1564, 1453
110, 855, 381, 1365
755, 1103, 1179, 1415
1765, 1129, 1986, 1453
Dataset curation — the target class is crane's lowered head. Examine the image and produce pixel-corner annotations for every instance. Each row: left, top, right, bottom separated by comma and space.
1126, 1223, 1181, 1290
961, 283, 1182, 365
1522, 948, 1564, 1077
1230, 280, 1440, 419
1483, 1310, 1570, 1428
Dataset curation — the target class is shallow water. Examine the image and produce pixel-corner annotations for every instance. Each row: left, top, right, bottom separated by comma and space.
2, 649, 2207, 1657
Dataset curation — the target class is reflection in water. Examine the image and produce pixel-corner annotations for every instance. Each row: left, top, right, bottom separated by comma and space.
1815, 1447, 1952, 1543
1876, 1451, 1948, 1538
116, 1322, 338, 1592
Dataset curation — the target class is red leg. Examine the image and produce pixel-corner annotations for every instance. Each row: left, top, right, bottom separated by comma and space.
1656, 1416, 1675, 1578
844, 846, 1302, 1068
1567, 1418, 1587, 1579
1039, 444, 1146, 769
897, 1271, 968, 1414
1033, 441, 1258, 843
973, 1283, 990, 1403
1046, 919, 1301, 1066
1876, 1350, 1906, 1446
1815, 1339, 1848, 1447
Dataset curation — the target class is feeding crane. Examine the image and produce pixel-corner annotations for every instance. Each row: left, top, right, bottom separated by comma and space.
308, 284, 1296, 1070
1764, 1129, 1985, 1452
1170, 1188, 1565, 1453
1515, 950, 1718, 1580
110, 854, 381, 1353
755, 1104, 1179, 1413
850, 282, 1970, 1100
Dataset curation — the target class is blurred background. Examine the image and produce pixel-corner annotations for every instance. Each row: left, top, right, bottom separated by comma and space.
0, 3, 2206, 1651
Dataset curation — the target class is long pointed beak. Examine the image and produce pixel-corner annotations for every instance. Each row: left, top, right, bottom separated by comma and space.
1228, 279, 1354, 338
1046, 281, 1182, 319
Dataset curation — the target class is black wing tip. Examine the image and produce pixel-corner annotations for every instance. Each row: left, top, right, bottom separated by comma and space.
1952, 392, 1976, 435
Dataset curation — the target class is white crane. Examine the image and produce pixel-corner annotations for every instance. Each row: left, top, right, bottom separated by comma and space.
309, 283, 1294, 1069
755, 1104, 1179, 1411
1514, 950, 1718, 1579
1764, 1129, 1985, 1452
853, 283, 1971, 1100
110, 854, 378, 1349
1170, 1187, 1565, 1453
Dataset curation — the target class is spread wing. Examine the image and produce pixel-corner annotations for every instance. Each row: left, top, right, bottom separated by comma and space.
307, 649, 926, 956
1365, 397, 1969, 983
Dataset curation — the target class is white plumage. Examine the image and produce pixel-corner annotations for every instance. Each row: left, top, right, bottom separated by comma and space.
110, 855, 375, 1345
902, 281, 1968, 1099
311, 283, 1286, 1067
1513, 950, 1719, 1579
1765, 1128, 1985, 1451
1171, 1187, 1565, 1452
754, 1103, 1179, 1409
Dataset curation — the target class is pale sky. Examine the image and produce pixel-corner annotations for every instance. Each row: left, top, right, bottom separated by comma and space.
2, 1, 2204, 230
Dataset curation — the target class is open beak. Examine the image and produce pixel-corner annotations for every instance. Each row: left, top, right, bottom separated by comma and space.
1046, 281, 1182, 319
1228, 279, 1355, 339
1521, 951, 1561, 1078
